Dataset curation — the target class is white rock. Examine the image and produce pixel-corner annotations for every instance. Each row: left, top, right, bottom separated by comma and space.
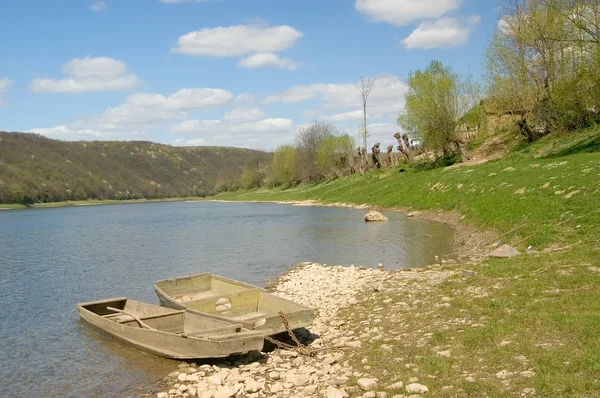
363, 392, 376, 398
387, 381, 404, 390
178, 373, 187, 382
268, 371, 280, 380
244, 377, 262, 393
326, 386, 349, 398
200, 391, 215, 398
345, 340, 362, 348
408, 377, 419, 383
405, 383, 429, 394
358, 378, 378, 391
186, 374, 200, 382
207, 375, 222, 386
270, 382, 284, 393
490, 244, 521, 258
157, 393, 168, 398
213, 386, 235, 398
496, 370, 513, 379
178, 384, 188, 392
364, 211, 388, 222
188, 387, 197, 397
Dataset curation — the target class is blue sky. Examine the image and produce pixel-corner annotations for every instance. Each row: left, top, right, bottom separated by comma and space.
0, 0, 501, 149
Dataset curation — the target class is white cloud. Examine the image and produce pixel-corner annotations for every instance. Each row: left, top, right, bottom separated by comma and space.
235, 93, 256, 104
97, 88, 232, 127
170, 118, 292, 135
0, 78, 12, 107
355, 0, 462, 26
401, 16, 480, 49
30, 57, 139, 94
30, 87, 233, 141
170, 118, 295, 148
90, 1, 106, 12
172, 24, 302, 57
265, 75, 408, 115
238, 53, 298, 70
324, 110, 365, 122
223, 107, 264, 122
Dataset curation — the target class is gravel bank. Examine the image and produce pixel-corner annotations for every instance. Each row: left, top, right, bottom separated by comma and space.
152, 262, 456, 398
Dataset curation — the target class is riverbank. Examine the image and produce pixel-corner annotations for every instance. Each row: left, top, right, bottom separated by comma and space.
0, 197, 196, 211
153, 262, 457, 398
153, 248, 600, 397
191, 150, 600, 397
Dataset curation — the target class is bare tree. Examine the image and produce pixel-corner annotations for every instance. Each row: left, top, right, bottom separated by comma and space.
359, 77, 375, 151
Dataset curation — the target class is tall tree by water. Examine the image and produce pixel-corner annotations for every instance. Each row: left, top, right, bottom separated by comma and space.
398, 60, 480, 160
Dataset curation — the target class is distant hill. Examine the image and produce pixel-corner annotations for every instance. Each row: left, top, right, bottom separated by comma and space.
0, 131, 271, 204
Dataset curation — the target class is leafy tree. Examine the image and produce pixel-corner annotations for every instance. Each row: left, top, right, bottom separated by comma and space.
398, 60, 480, 160
272, 145, 299, 186
315, 134, 355, 179
295, 121, 337, 181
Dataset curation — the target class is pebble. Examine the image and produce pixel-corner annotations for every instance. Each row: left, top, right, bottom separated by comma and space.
326, 386, 349, 398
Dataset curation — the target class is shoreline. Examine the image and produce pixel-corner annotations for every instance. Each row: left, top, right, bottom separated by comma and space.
153, 262, 455, 398
0, 197, 197, 211
199, 198, 498, 264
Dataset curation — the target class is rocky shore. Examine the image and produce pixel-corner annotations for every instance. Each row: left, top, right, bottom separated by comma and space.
153, 262, 456, 398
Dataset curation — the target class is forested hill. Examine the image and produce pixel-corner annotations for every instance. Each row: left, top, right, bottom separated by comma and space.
0, 131, 271, 204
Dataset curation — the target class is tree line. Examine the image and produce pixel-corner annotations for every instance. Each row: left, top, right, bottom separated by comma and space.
238, 0, 600, 190
0, 131, 270, 205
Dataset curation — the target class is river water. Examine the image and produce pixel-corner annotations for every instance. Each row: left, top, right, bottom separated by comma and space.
0, 201, 453, 397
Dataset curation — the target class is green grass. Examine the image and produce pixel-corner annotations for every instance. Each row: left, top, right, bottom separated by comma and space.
218, 128, 600, 396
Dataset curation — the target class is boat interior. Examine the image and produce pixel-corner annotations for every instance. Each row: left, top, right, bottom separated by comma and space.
155, 274, 307, 325
80, 298, 250, 338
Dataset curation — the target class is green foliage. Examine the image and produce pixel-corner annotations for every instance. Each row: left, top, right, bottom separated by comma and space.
0, 131, 270, 204
486, 0, 600, 138
315, 134, 355, 179
398, 60, 480, 154
272, 145, 298, 186
240, 166, 261, 189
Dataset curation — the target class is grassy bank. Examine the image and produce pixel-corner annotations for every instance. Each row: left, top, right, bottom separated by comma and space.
217, 130, 600, 397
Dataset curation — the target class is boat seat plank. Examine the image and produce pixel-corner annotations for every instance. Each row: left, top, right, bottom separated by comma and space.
115, 310, 186, 323
181, 324, 243, 337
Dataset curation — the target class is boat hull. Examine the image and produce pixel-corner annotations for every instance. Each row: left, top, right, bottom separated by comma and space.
154, 274, 314, 336
77, 297, 264, 359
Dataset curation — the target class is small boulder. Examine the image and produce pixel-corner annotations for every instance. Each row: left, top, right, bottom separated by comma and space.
406, 383, 429, 394
358, 378, 378, 391
490, 244, 521, 258
364, 211, 388, 222
326, 386, 349, 398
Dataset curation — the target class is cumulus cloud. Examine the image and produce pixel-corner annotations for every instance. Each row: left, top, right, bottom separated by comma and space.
90, 1, 106, 12
265, 75, 407, 115
238, 53, 298, 70
172, 25, 302, 57
30, 57, 139, 94
0, 78, 12, 107
355, 0, 462, 26
223, 107, 264, 122
401, 16, 481, 49
169, 117, 294, 147
30, 87, 233, 141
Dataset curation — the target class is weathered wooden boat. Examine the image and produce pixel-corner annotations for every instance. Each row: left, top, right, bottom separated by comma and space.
77, 297, 264, 359
153, 273, 314, 335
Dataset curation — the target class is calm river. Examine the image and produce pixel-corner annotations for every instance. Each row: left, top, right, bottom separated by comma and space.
0, 201, 453, 397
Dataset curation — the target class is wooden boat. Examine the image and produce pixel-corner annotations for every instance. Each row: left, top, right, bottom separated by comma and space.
77, 297, 264, 359
153, 274, 314, 335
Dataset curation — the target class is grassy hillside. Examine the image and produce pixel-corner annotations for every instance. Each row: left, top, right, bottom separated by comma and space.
0, 131, 271, 204
216, 127, 600, 396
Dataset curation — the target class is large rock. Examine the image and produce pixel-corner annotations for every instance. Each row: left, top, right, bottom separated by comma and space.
326, 386, 349, 398
364, 211, 388, 222
358, 378, 378, 391
214, 386, 235, 398
490, 244, 521, 258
